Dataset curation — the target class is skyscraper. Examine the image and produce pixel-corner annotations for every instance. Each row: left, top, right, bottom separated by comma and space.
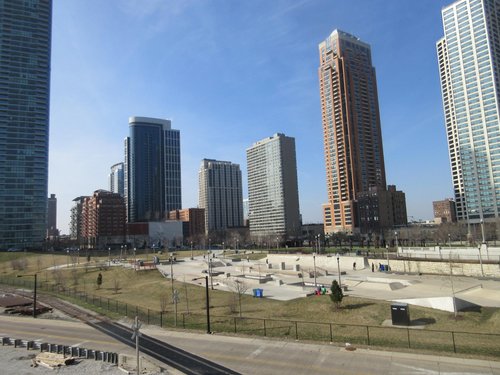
246, 134, 301, 238
47, 194, 57, 238
125, 117, 181, 223
318, 30, 386, 234
0, 0, 52, 248
437, 0, 500, 223
109, 162, 124, 197
199, 159, 243, 234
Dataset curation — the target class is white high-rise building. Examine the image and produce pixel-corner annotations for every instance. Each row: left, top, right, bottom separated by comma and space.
109, 162, 124, 197
437, 0, 500, 223
198, 159, 243, 234
246, 134, 301, 238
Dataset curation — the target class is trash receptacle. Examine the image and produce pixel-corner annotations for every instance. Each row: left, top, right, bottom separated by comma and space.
255, 288, 263, 298
391, 303, 410, 326
252, 288, 258, 297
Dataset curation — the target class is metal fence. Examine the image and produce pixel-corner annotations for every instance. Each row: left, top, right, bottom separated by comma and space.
2, 276, 499, 358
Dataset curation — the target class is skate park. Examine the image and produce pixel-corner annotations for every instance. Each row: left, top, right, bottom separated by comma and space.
156, 251, 500, 313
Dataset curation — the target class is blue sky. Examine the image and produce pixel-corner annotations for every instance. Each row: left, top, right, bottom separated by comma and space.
49, 0, 453, 234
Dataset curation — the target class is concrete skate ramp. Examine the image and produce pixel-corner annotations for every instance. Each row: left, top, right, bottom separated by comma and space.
354, 281, 406, 291
393, 296, 479, 313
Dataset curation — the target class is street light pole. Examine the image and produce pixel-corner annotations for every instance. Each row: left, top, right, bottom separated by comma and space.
480, 219, 486, 244
313, 252, 317, 288
336, 254, 341, 287
192, 276, 211, 334
190, 241, 193, 260
169, 254, 174, 295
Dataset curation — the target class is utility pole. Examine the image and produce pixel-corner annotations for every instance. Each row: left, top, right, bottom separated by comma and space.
131, 316, 142, 375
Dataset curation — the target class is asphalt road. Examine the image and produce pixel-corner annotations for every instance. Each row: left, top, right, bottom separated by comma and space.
0, 315, 499, 375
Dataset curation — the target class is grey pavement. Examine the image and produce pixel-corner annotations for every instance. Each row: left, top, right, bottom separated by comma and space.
140, 325, 500, 375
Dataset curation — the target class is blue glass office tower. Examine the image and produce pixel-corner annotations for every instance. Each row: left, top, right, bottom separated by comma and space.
0, 0, 51, 248
437, 0, 500, 223
125, 117, 181, 222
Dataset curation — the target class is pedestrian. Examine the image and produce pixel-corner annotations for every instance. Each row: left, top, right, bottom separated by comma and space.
371, 263, 375, 272
353, 262, 356, 270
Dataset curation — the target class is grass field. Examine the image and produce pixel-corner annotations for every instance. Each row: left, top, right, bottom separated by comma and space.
1, 251, 500, 358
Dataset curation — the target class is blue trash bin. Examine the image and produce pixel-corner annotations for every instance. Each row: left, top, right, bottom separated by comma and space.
252, 288, 258, 297
257, 288, 263, 298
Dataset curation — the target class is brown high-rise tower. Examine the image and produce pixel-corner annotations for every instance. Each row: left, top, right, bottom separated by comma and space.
319, 30, 386, 234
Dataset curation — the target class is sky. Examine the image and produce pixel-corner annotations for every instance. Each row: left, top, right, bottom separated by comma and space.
49, 0, 453, 235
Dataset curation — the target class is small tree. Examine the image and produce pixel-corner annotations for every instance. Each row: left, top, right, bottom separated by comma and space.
159, 292, 169, 313
96, 272, 103, 290
330, 280, 343, 309
229, 279, 249, 317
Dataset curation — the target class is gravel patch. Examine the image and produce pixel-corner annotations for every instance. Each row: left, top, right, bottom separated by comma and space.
0, 346, 125, 374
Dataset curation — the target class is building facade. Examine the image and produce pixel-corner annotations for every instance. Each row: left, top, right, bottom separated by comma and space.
168, 208, 205, 239
433, 198, 458, 223
318, 30, 387, 234
109, 162, 124, 197
47, 194, 58, 238
81, 190, 126, 248
357, 185, 408, 234
0, 0, 52, 248
198, 159, 243, 234
125, 117, 181, 223
437, 0, 500, 223
246, 134, 301, 238
70, 196, 87, 243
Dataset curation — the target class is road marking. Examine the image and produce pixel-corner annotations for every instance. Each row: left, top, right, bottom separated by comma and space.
247, 347, 263, 358
394, 363, 489, 375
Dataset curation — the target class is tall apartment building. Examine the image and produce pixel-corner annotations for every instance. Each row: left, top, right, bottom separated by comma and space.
125, 117, 181, 223
0, 0, 52, 248
199, 159, 243, 234
246, 134, 301, 238
109, 162, 124, 197
70, 196, 87, 243
81, 190, 126, 248
437, 0, 500, 223
319, 30, 386, 234
47, 194, 58, 238
433, 198, 458, 223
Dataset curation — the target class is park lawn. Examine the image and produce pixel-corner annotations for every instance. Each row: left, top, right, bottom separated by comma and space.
3, 253, 500, 336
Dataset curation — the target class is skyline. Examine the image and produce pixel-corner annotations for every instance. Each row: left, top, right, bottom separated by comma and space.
50, 0, 453, 234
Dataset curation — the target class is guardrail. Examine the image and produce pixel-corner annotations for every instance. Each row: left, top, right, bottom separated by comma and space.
2, 277, 499, 358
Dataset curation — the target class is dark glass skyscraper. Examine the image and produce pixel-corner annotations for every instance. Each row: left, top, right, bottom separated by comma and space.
125, 117, 181, 222
0, 0, 52, 248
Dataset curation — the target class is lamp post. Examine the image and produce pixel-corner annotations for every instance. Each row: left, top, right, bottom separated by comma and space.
276, 237, 279, 251
478, 245, 485, 277
169, 253, 174, 295
133, 247, 137, 271
108, 247, 111, 267
190, 241, 194, 260
313, 252, 317, 288
317, 235, 321, 254
448, 234, 451, 248
394, 231, 399, 249
192, 276, 211, 334
480, 219, 486, 245
336, 254, 341, 287
208, 253, 214, 290
120, 245, 123, 261
17, 274, 37, 318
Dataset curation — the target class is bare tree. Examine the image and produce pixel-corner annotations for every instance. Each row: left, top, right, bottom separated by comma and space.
159, 292, 169, 313
229, 278, 249, 317
113, 278, 120, 294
